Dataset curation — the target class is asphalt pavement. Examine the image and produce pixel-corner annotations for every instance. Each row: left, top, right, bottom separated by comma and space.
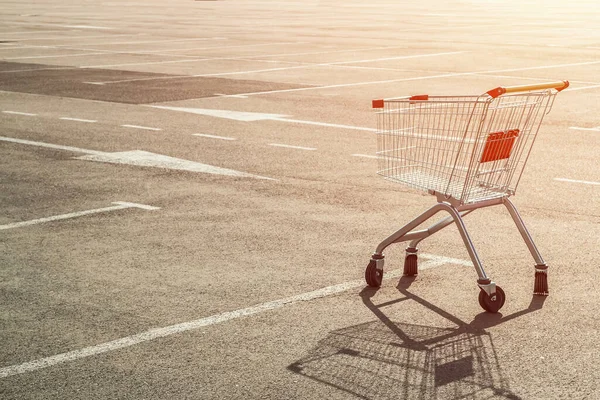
1, 1, 599, 399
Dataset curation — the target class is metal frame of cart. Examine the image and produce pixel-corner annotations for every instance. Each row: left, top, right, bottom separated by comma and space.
366, 80, 569, 313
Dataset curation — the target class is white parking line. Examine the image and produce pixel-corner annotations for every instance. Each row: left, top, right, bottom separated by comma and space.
59, 117, 98, 123
214, 93, 248, 99
0, 135, 104, 155
269, 143, 317, 151
0, 136, 271, 179
5, 52, 108, 60
81, 58, 208, 70
59, 25, 113, 30
352, 154, 378, 159
555, 178, 600, 186
564, 84, 600, 92
274, 118, 376, 132
3, 41, 305, 62
193, 133, 236, 141
0, 33, 141, 42
80, 51, 466, 84
79, 36, 227, 47
2, 111, 37, 116
225, 60, 600, 98
121, 124, 162, 131
0, 202, 159, 231
74, 43, 405, 60
0, 66, 71, 74
569, 126, 600, 132
2, 22, 115, 30
0, 254, 468, 378
150, 106, 373, 132
0, 30, 67, 35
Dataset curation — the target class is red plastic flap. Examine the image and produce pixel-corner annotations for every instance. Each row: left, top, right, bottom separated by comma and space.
480, 129, 520, 163
409, 94, 429, 101
372, 99, 385, 108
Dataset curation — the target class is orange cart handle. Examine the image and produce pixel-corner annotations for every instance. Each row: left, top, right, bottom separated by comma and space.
487, 80, 569, 98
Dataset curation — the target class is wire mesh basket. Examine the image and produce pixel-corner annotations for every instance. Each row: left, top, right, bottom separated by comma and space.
373, 86, 563, 205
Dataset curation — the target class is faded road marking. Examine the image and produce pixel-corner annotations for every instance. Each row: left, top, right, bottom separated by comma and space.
121, 124, 162, 131
0, 254, 468, 378
193, 133, 236, 141
0, 202, 159, 231
269, 143, 317, 151
59, 117, 97, 123
2, 110, 37, 116
555, 178, 600, 186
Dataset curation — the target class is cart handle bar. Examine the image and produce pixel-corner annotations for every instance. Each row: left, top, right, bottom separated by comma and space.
486, 80, 569, 98
371, 80, 569, 108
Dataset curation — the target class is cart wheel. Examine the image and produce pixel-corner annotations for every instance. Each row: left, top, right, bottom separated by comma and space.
478, 286, 506, 313
365, 260, 383, 287
403, 254, 418, 276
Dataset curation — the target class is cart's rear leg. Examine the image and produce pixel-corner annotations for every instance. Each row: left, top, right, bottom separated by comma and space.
503, 198, 549, 295
533, 265, 549, 295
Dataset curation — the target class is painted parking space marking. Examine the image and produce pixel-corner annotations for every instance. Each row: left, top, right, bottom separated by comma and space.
58, 25, 113, 30
0, 33, 141, 42
569, 126, 600, 132
0, 254, 468, 378
121, 124, 162, 131
150, 106, 288, 122
274, 117, 376, 132
352, 154, 378, 159
59, 117, 97, 123
0, 66, 71, 74
76, 150, 275, 180
84, 50, 466, 84
0, 135, 104, 155
81, 58, 210, 71
69, 44, 409, 78
0, 30, 67, 35
555, 178, 600, 186
419, 253, 472, 267
268, 143, 317, 151
5, 52, 108, 60
3, 22, 115, 30
193, 133, 236, 141
151, 106, 374, 131
214, 93, 248, 99
564, 84, 600, 92
0, 202, 159, 231
2, 111, 37, 116
223, 60, 600, 98
0, 136, 273, 180
37, 41, 307, 71
187, 52, 468, 78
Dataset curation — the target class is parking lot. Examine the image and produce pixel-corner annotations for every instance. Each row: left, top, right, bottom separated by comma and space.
1, 1, 599, 399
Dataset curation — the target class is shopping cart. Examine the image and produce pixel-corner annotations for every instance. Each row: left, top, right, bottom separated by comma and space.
366, 81, 569, 313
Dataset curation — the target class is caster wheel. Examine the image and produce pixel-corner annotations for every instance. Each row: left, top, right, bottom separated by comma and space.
478, 286, 506, 313
403, 254, 418, 276
365, 260, 383, 287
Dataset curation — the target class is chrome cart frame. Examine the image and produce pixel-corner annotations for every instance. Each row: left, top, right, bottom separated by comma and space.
366, 81, 569, 313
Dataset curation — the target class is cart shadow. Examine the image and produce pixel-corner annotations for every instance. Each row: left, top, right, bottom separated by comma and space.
288, 278, 546, 399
